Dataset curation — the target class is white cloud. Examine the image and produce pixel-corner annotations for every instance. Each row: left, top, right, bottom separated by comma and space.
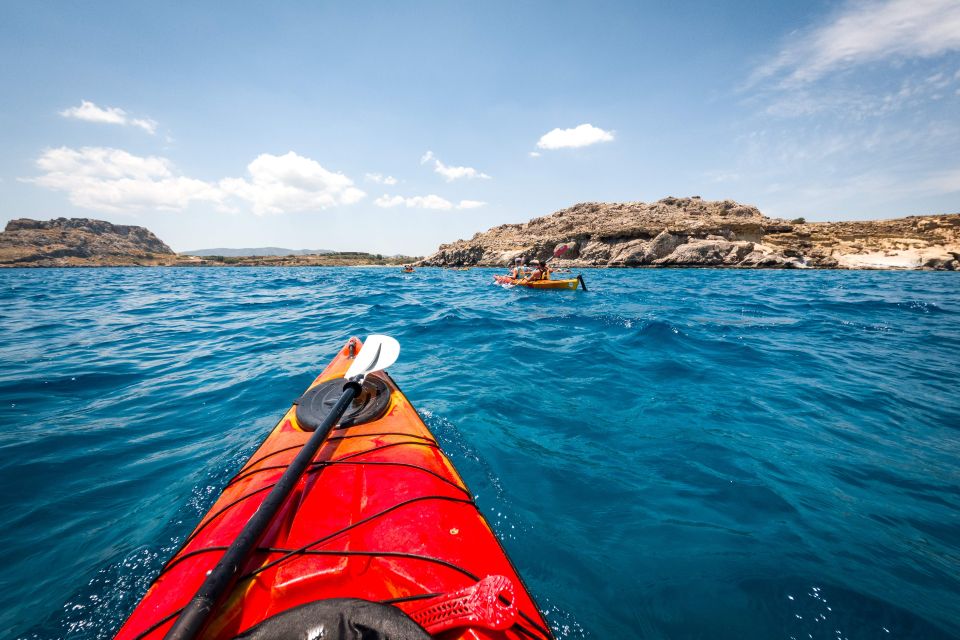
22, 146, 224, 212
374, 194, 486, 210
23, 147, 366, 215
220, 152, 365, 215
131, 118, 158, 135
406, 195, 453, 209
365, 172, 398, 185
373, 195, 406, 208
60, 101, 127, 125
59, 100, 159, 135
536, 123, 614, 149
433, 162, 491, 181
753, 0, 960, 86
375, 194, 452, 210
419, 150, 490, 181
528, 151, 541, 158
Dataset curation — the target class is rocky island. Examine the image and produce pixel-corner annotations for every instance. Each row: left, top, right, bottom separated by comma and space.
0, 218, 176, 266
0, 218, 418, 267
422, 197, 960, 270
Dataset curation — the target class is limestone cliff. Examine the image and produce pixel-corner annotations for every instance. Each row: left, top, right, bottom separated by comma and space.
421, 197, 960, 270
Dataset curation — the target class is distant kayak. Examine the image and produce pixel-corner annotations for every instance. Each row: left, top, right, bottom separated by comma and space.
117, 337, 552, 640
494, 274, 586, 291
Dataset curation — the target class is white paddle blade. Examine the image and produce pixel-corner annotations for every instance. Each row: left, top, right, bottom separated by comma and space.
345, 335, 400, 379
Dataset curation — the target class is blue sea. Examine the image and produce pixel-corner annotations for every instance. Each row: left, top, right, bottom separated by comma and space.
1, 267, 958, 640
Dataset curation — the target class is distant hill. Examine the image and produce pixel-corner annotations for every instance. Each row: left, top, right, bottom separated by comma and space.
0, 217, 420, 267
182, 247, 335, 257
0, 218, 175, 266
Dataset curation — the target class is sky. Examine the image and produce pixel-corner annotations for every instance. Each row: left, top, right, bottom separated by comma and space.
1, 1, 958, 255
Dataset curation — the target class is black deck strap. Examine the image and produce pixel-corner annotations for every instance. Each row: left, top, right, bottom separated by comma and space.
226, 463, 294, 489
161, 464, 470, 580
326, 431, 437, 444
130, 607, 184, 640
262, 548, 481, 582
159, 542, 481, 588
233, 444, 304, 480
317, 460, 468, 495
158, 545, 229, 579
243, 495, 475, 579
233, 431, 436, 482
233, 598, 430, 640
165, 485, 273, 569
227, 452, 460, 493
333, 440, 440, 462
518, 609, 553, 639
514, 621, 549, 640
171, 449, 465, 576
379, 593, 443, 605
158, 495, 477, 583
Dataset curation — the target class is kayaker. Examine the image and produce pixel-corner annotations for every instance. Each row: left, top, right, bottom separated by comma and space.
524, 260, 548, 282
511, 259, 525, 280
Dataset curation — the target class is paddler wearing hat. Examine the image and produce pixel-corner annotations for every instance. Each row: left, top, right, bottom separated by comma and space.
521, 259, 549, 282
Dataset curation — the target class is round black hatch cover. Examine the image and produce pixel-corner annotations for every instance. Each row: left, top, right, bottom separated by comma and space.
295, 375, 391, 430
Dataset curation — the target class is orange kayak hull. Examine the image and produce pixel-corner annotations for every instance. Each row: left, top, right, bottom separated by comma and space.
116, 337, 552, 640
493, 276, 580, 290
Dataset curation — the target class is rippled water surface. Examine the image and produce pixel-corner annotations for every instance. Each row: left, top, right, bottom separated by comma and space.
2, 267, 959, 639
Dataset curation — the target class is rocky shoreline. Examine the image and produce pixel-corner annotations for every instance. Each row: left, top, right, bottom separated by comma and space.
421, 197, 960, 270
4, 201, 959, 270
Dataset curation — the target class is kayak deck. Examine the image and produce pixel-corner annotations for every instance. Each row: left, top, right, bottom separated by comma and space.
118, 337, 552, 640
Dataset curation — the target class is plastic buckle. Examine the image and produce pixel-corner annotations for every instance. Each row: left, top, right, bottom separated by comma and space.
408, 575, 517, 634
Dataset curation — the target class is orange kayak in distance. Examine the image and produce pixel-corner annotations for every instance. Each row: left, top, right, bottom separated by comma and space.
116, 337, 553, 640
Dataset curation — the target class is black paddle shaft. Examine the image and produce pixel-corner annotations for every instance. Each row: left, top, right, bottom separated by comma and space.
164, 379, 362, 640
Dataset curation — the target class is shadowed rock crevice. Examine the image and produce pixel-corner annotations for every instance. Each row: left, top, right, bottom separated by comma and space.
420, 197, 960, 270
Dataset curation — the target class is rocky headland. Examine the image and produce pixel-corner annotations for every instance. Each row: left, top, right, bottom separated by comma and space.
0, 218, 176, 266
421, 197, 960, 270
0, 217, 418, 267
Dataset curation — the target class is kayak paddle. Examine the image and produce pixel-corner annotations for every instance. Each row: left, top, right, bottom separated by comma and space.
164, 335, 401, 640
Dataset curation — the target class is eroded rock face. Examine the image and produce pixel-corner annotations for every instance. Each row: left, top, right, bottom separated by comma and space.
654, 239, 759, 267
646, 230, 684, 261
0, 217, 175, 266
420, 197, 960, 270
